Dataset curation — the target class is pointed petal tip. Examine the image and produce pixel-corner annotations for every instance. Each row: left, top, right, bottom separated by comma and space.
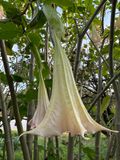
105, 129, 119, 133
19, 131, 31, 139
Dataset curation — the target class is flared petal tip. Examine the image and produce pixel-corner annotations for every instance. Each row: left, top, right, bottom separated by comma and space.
19, 131, 31, 139
105, 128, 119, 133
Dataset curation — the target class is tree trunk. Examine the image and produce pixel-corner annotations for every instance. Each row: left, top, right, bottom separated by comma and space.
0, 40, 31, 160
108, 1, 120, 159
55, 136, 59, 160
67, 133, 74, 160
0, 83, 14, 160
95, 57, 102, 160
34, 136, 39, 160
105, 134, 116, 160
27, 53, 35, 159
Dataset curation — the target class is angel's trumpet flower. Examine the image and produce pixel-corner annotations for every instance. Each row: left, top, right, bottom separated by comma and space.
0, 6, 5, 19
115, 16, 120, 30
22, 34, 118, 138
28, 72, 49, 129
91, 25, 101, 47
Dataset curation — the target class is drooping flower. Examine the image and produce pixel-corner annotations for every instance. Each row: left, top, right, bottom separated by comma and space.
115, 16, 120, 30
28, 72, 49, 129
22, 32, 118, 138
20, 5, 118, 138
90, 25, 101, 47
0, 6, 6, 19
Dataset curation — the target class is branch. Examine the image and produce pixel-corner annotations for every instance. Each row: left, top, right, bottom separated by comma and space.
86, 32, 109, 68
89, 71, 120, 111
109, 0, 117, 78
20, 0, 35, 16
108, 1, 120, 158
20, 2, 31, 16
101, 3, 106, 34
0, 40, 31, 160
0, 82, 14, 160
74, 0, 107, 78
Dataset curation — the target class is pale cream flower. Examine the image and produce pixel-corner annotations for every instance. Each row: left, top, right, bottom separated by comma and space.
115, 16, 120, 30
28, 72, 49, 129
20, 5, 118, 138
0, 6, 5, 19
22, 34, 118, 138
91, 25, 101, 47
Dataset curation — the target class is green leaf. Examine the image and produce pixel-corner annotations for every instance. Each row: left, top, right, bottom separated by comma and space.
83, 147, 95, 160
38, 145, 44, 151
0, 22, 22, 39
12, 74, 23, 82
0, 72, 7, 84
25, 88, 37, 101
1, 1, 22, 25
1, 1, 20, 18
28, 32, 44, 48
42, 62, 51, 79
113, 46, 120, 60
45, 79, 52, 88
27, 10, 46, 30
101, 96, 110, 115
5, 41, 14, 55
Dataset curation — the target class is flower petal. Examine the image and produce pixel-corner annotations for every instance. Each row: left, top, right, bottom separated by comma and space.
28, 72, 49, 129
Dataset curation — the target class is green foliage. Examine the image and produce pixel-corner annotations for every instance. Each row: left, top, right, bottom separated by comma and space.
25, 88, 37, 101
0, 134, 108, 159
27, 10, 46, 30
101, 96, 110, 116
47, 138, 56, 160
83, 147, 95, 160
28, 32, 44, 48
0, 72, 7, 84
1, 1, 21, 18
12, 74, 23, 82
0, 22, 22, 39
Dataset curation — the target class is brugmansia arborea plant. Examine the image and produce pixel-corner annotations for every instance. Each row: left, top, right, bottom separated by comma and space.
21, 5, 118, 138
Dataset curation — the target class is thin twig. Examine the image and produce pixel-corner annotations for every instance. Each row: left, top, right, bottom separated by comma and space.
95, 57, 102, 160
101, 3, 106, 34
0, 82, 14, 160
89, 71, 120, 111
74, 0, 107, 78
86, 32, 109, 68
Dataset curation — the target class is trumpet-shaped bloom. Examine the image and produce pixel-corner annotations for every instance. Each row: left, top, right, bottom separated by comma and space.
23, 34, 118, 138
0, 6, 6, 19
115, 16, 120, 30
28, 72, 49, 129
91, 25, 101, 47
